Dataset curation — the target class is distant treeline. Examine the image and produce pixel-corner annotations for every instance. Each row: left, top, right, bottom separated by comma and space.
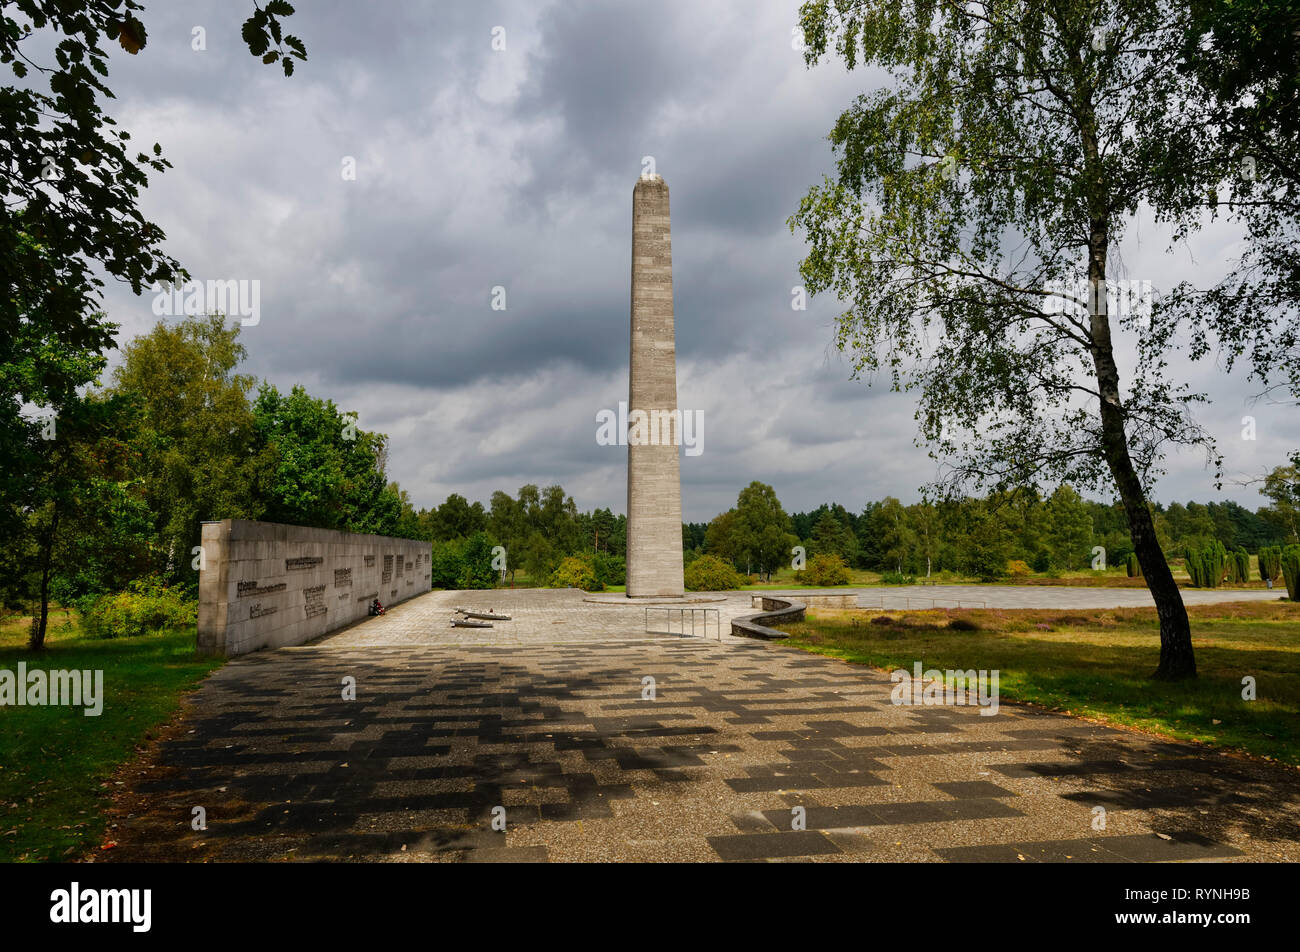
398, 486, 627, 588
414, 477, 1299, 586
9, 318, 1297, 622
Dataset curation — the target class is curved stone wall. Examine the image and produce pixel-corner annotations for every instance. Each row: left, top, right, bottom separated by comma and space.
730, 595, 806, 640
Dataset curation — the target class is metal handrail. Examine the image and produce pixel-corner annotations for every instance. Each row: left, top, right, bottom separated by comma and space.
644, 606, 722, 641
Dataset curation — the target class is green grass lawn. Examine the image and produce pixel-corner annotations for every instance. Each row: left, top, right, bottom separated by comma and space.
782, 600, 1300, 766
0, 612, 222, 862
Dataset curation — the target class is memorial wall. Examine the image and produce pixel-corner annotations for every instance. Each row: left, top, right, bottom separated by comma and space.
197, 519, 432, 656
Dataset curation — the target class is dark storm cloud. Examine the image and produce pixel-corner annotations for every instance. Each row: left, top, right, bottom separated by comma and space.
511, 2, 701, 191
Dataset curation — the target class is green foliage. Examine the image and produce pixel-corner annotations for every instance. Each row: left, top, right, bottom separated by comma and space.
240, 0, 309, 77
108, 317, 274, 582
428, 532, 498, 590
486, 484, 584, 583
1258, 467, 1300, 546
732, 482, 799, 578
1160, 3, 1300, 414
703, 484, 802, 579
548, 556, 602, 592
790, 0, 1217, 676
879, 570, 916, 585
1186, 540, 1227, 588
782, 486, 1281, 581
864, 496, 917, 574
794, 553, 852, 586
790, 1, 1215, 501
10, 391, 153, 648
457, 532, 499, 589
704, 509, 742, 565
1225, 548, 1251, 584
426, 493, 488, 541
429, 540, 466, 589
1042, 485, 1095, 570
79, 577, 196, 639
1283, 546, 1300, 601
252, 382, 401, 537
1006, 560, 1033, 579
1259, 546, 1283, 583
954, 508, 1013, 583
809, 510, 857, 563
1126, 553, 1143, 578
684, 555, 747, 592
591, 552, 626, 587
1, 3, 307, 555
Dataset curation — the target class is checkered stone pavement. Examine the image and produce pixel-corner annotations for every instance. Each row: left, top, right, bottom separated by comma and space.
102, 592, 1300, 863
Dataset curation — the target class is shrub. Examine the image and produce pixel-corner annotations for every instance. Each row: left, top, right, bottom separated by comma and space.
684, 555, 747, 591
80, 577, 197, 639
592, 552, 626, 587
794, 554, 852, 586
948, 617, 980, 631
1225, 547, 1250, 584
878, 570, 916, 585
1259, 546, 1283, 583
1126, 553, 1142, 578
1006, 560, 1033, 579
427, 534, 500, 589
1282, 545, 1300, 601
457, 532, 500, 589
429, 540, 466, 589
548, 556, 602, 591
1186, 540, 1226, 588
961, 540, 1009, 582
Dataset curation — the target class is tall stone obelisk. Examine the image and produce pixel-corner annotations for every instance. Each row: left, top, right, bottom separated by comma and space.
626, 174, 685, 598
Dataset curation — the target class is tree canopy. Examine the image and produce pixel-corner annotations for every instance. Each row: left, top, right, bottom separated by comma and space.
789, 0, 1262, 678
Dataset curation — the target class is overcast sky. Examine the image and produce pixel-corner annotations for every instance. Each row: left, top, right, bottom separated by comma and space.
94, 1, 1297, 522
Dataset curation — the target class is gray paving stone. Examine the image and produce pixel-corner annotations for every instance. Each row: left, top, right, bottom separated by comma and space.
102, 587, 1300, 863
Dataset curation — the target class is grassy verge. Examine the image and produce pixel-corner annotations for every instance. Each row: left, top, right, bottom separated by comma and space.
0, 612, 222, 862
781, 600, 1300, 766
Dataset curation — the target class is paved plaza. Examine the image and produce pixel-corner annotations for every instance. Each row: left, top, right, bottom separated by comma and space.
102, 586, 1300, 862
323, 587, 754, 646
